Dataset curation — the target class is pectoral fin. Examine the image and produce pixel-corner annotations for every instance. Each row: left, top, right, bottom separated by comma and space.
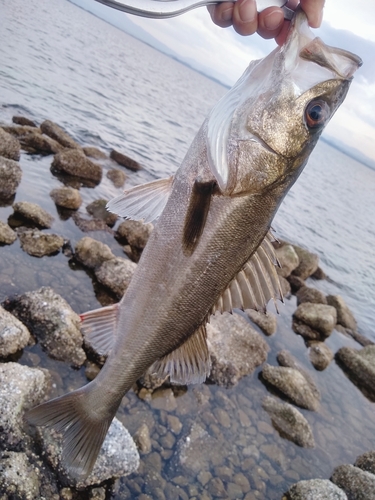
183, 179, 216, 256
106, 176, 174, 223
80, 303, 120, 356
148, 324, 211, 385
212, 231, 283, 315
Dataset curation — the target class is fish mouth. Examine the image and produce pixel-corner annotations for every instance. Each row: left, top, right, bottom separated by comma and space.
246, 131, 282, 157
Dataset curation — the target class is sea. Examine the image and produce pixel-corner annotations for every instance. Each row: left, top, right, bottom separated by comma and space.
1, 0, 375, 498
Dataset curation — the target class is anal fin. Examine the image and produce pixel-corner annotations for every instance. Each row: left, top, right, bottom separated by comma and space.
148, 324, 211, 385
80, 303, 119, 356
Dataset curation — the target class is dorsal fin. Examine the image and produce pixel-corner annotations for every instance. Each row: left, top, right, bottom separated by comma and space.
183, 179, 216, 256
106, 176, 174, 223
148, 324, 211, 385
80, 303, 120, 356
212, 231, 283, 315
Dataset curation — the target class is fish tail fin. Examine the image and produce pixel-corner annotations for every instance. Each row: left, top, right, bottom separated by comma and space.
26, 385, 113, 480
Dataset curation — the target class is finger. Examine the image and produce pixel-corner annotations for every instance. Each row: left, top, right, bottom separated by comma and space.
257, 7, 284, 39
300, 0, 325, 28
232, 0, 258, 36
207, 2, 234, 28
275, 20, 291, 46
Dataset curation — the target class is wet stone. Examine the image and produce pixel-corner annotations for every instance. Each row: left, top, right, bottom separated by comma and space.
167, 415, 182, 435
0, 156, 22, 198
86, 199, 118, 227
0, 127, 20, 161
0, 451, 41, 499
207, 477, 227, 498
19, 131, 64, 155
0, 305, 31, 357
247, 309, 277, 336
276, 350, 320, 401
150, 388, 177, 412
134, 423, 152, 454
18, 229, 64, 257
275, 244, 300, 278
355, 450, 375, 475
95, 257, 137, 297
72, 213, 114, 233
84, 360, 101, 381
12, 115, 37, 127
198, 470, 212, 486
106, 168, 126, 187
50, 186, 82, 210
12, 201, 54, 229
214, 407, 231, 428
83, 146, 107, 159
331, 464, 375, 500
335, 345, 375, 399
327, 294, 357, 331
110, 149, 142, 171
287, 275, 306, 293
117, 219, 153, 250
0, 220, 17, 244
40, 120, 80, 149
291, 245, 319, 280
308, 341, 334, 371
296, 286, 327, 306
293, 303, 337, 339
52, 149, 102, 183
75, 236, 115, 270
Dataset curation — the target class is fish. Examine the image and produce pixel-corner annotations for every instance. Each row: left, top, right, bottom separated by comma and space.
26, 8, 361, 480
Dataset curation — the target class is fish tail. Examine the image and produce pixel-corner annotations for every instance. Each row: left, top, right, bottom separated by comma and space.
26, 385, 114, 480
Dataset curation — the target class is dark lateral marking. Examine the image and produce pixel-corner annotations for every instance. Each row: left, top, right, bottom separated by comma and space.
183, 179, 216, 256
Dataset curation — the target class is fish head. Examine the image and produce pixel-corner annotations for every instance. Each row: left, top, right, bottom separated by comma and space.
207, 8, 362, 195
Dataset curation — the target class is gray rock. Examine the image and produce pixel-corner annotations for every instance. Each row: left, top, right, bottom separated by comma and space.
296, 286, 327, 306
75, 236, 115, 270
52, 149, 102, 183
83, 146, 107, 159
311, 266, 327, 280
0, 156, 22, 198
12, 115, 37, 127
39, 417, 139, 488
4, 286, 86, 367
0, 451, 41, 499
288, 275, 306, 293
72, 213, 114, 233
286, 479, 347, 499
277, 350, 321, 401
0, 220, 17, 244
327, 295, 357, 331
247, 309, 277, 336
19, 131, 64, 155
261, 364, 320, 411
18, 229, 64, 257
110, 150, 142, 171
95, 257, 137, 297
134, 423, 152, 454
355, 451, 375, 475
1, 125, 40, 137
106, 168, 126, 187
335, 345, 375, 399
86, 199, 118, 227
207, 312, 269, 387
275, 244, 299, 278
291, 245, 320, 280
293, 303, 337, 339
308, 341, 333, 371
0, 127, 20, 161
0, 306, 31, 357
331, 464, 375, 500
0, 362, 50, 450
50, 186, 82, 210
12, 201, 54, 229
40, 120, 80, 149
117, 219, 153, 250
262, 396, 315, 448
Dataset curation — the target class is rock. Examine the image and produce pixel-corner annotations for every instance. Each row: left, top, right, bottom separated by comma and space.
106, 168, 126, 187
86, 199, 118, 227
0, 362, 50, 450
83, 146, 107, 159
72, 213, 113, 233
134, 423, 152, 454
4, 286, 86, 367
277, 350, 321, 401
12, 201, 54, 229
335, 325, 374, 347
110, 150, 142, 171
296, 286, 327, 306
279, 275, 292, 298
52, 149, 102, 183
1, 125, 40, 138
95, 257, 137, 297
311, 266, 327, 280
288, 275, 306, 293
275, 244, 300, 278
12, 115, 37, 127
308, 341, 333, 371
262, 396, 315, 448
246, 309, 277, 336
117, 219, 153, 250
291, 245, 319, 280
327, 295, 357, 331
0, 451, 41, 499
261, 364, 320, 411
0, 127, 20, 161
0, 221, 17, 244
50, 186, 82, 210
19, 131, 64, 155
0, 305, 31, 357
75, 237, 115, 270
207, 312, 269, 387
331, 464, 375, 500
38, 417, 139, 488
355, 451, 375, 475
40, 120, 80, 149
335, 345, 375, 400
285, 479, 348, 499
293, 303, 337, 339
84, 361, 101, 381
18, 229, 64, 257
0, 156, 22, 198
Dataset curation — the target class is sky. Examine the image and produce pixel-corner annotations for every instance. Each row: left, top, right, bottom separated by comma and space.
71, 0, 375, 163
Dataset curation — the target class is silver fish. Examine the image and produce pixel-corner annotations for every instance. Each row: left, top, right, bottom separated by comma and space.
27, 9, 361, 480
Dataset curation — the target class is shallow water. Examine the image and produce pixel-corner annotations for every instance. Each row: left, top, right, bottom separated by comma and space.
1, 0, 375, 498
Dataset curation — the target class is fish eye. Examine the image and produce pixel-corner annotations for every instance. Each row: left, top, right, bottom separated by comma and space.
305, 100, 330, 129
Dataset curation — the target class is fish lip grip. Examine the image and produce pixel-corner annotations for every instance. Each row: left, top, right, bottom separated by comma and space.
94, 0, 294, 20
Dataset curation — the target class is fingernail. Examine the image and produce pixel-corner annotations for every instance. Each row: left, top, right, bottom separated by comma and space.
222, 8, 233, 22
264, 10, 284, 30
239, 0, 257, 24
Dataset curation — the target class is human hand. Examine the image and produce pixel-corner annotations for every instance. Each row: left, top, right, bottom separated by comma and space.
207, 0, 324, 45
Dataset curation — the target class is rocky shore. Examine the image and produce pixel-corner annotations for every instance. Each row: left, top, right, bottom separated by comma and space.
0, 116, 374, 499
